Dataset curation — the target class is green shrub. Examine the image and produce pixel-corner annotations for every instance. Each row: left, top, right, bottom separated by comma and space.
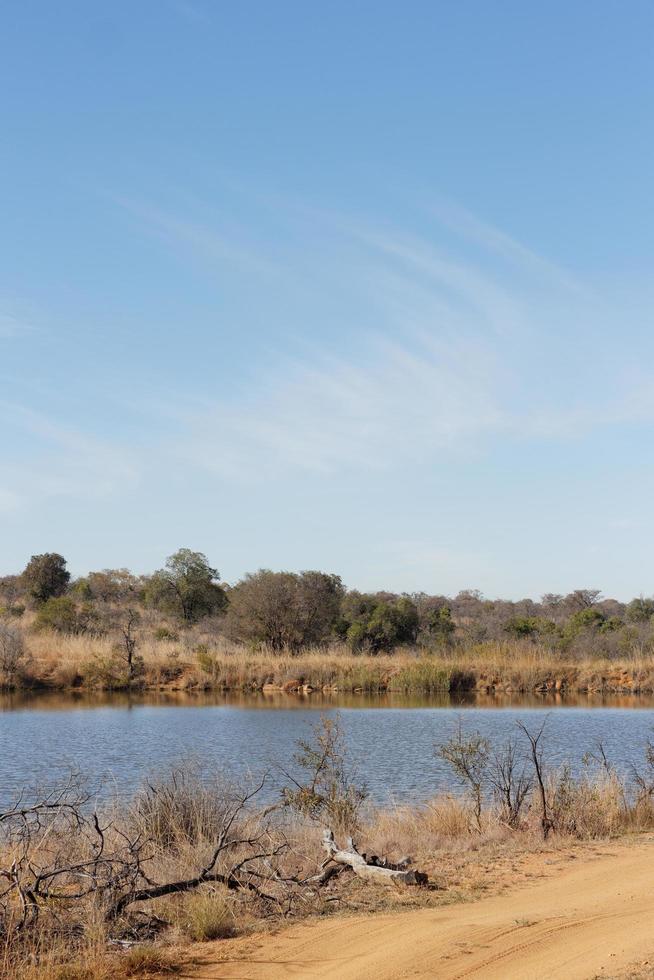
34, 597, 100, 635
342, 594, 419, 653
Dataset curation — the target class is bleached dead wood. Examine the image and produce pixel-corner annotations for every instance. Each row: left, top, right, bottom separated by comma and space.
320, 830, 427, 886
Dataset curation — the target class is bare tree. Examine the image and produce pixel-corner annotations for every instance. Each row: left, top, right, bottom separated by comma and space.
516, 719, 553, 839
119, 608, 142, 684
487, 738, 532, 829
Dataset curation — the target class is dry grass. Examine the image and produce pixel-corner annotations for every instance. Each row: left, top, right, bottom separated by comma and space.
0, 929, 181, 979
11, 626, 654, 696
173, 888, 236, 941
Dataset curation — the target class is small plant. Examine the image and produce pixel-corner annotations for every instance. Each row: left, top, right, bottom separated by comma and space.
131, 767, 234, 848
487, 738, 532, 829
122, 945, 179, 976
281, 714, 368, 832
179, 888, 235, 941
437, 722, 490, 832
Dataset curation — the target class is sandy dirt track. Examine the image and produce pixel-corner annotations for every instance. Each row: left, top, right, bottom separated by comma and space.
182, 837, 654, 979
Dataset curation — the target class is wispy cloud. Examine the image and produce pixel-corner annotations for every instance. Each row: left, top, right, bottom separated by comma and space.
45, 189, 654, 493
124, 194, 606, 480
1, 403, 140, 509
175, 330, 506, 479
113, 195, 284, 282
428, 198, 591, 297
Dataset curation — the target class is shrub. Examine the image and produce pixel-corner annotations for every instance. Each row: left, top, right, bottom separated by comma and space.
0, 622, 29, 683
34, 596, 99, 635
281, 715, 368, 832
154, 626, 179, 642
179, 888, 235, 941
504, 616, 556, 639
0, 603, 25, 618
340, 593, 419, 653
196, 648, 220, 680
437, 724, 490, 832
131, 768, 235, 848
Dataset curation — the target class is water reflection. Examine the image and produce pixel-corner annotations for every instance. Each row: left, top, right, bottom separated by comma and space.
2, 689, 654, 713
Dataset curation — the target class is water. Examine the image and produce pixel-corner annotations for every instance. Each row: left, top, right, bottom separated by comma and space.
2, 691, 653, 808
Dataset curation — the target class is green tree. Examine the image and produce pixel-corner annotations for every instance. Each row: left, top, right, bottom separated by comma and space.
21, 553, 70, 605
144, 549, 227, 623
425, 604, 456, 645
340, 592, 419, 653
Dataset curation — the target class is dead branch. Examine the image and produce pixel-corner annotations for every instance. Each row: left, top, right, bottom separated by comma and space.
320, 830, 428, 886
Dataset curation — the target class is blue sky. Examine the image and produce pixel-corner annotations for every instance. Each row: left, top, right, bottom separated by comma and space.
2, 1, 654, 598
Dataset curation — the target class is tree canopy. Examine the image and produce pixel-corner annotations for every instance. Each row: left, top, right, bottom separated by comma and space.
143, 549, 227, 623
21, 553, 70, 605
225, 569, 344, 650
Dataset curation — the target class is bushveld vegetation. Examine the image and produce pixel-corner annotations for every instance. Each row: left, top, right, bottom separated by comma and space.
3, 715, 654, 978
3, 551, 654, 694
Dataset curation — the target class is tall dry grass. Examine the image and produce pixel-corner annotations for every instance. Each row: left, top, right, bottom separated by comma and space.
14, 627, 654, 696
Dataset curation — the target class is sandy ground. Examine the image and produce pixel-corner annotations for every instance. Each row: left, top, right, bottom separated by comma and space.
180, 836, 654, 980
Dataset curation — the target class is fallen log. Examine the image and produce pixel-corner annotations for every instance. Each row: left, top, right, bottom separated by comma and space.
321, 830, 428, 886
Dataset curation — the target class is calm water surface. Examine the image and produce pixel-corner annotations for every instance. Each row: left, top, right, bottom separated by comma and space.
2, 691, 654, 807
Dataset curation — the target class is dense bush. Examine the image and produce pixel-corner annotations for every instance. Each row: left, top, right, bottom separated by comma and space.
225, 569, 344, 650
338, 592, 419, 652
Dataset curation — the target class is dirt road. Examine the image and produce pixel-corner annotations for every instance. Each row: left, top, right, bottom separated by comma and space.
183, 838, 654, 979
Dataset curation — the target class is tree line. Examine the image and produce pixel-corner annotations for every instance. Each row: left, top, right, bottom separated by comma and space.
1, 549, 654, 656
